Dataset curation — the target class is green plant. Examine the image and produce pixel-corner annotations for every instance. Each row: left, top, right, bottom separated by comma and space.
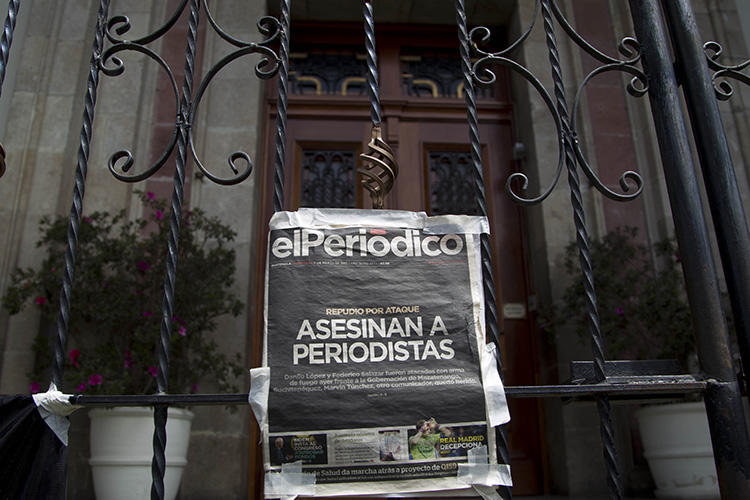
546, 227, 695, 364
3, 191, 244, 395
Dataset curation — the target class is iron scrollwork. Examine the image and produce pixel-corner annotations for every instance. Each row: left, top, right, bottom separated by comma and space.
461, 1, 654, 497
703, 41, 750, 100
100, 0, 282, 186
469, 0, 646, 206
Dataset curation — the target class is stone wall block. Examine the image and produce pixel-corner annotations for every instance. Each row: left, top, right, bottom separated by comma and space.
58, 0, 94, 41
37, 95, 75, 152
15, 37, 48, 92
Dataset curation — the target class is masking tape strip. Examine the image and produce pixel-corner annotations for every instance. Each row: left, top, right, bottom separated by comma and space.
481, 343, 510, 427
264, 461, 316, 499
31, 383, 82, 446
249, 367, 270, 432
269, 208, 489, 235
472, 484, 506, 500
457, 445, 513, 489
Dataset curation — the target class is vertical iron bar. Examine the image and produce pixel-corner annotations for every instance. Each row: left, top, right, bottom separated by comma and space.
272, 0, 290, 213
661, 0, 750, 393
539, 1, 621, 497
52, 0, 111, 388
0, 0, 19, 100
0, 0, 18, 178
363, 0, 381, 126
150, 1, 200, 498
629, 2, 750, 498
455, 0, 511, 497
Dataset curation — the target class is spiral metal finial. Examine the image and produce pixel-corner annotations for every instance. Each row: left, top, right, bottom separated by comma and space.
52, 0, 111, 388
360, 0, 398, 208
359, 125, 398, 209
540, 1, 621, 498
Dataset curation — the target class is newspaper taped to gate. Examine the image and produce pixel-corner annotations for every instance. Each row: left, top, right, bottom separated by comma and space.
260, 208, 509, 497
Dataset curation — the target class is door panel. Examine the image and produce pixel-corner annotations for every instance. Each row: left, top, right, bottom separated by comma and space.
254, 24, 542, 496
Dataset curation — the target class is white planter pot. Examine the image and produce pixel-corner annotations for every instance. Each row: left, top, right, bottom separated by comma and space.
89, 406, 194, 500
635, 402, 719, 499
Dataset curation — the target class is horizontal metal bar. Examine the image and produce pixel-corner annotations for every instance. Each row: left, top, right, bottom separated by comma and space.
69, 379, 707, 407
569, 359, 684, 382
70, 393, 250, 406
505, 381, 706, 398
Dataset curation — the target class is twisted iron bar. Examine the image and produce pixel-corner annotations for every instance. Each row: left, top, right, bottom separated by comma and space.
703, 41, 750, 100
0, 0, 19, 179
455, 1, 511, 498
359, 0, 398, 209
540, 1, 620, 498
52, 0, 111, 388
150, 1, 200, 498
0, 0, 18, 98
272, 0, 290, 213
363, 0, 381, 126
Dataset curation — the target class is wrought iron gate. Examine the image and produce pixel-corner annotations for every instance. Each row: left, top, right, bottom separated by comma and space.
2, 0, 750, 498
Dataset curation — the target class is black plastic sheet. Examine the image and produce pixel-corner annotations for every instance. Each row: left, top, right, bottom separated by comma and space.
0, 395, 67, 500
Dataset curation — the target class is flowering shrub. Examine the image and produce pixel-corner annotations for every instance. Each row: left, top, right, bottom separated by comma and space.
3, 191, 244, 395
544, 227, 695, 364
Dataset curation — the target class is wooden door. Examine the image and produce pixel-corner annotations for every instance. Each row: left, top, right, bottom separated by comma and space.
253, 23, 543, 496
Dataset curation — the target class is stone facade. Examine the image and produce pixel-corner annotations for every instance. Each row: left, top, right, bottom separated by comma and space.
0, 1, 747, 498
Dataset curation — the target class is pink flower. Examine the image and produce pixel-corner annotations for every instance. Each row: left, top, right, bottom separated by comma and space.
34, 296, 47, 306
76, 383, 86, 393
148, 365, 158, 377
146, 191, 155, 200
89, 374, 103, 386
30, 381, 41, 394
137, 261, 150, 272
143, 311, 153, 318
155, 209, 163, 220
136, 290, 144, 296
69, 349, 81, 368
616, 306, 624, 316
190, 383, 199, 393
178, 326, 186, 337
84, 216, 93, 224
124, 350, 133, 369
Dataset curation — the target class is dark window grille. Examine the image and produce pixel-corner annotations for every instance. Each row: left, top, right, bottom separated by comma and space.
401, 54, 494, 99
300, 149, 357, 208
289, 51, 367, 96
427, 151, 480, 215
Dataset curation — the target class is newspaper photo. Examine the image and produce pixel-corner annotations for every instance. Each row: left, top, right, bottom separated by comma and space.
260, 208, 509, 497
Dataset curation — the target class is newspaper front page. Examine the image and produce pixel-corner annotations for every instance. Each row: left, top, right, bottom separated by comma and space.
261, 209, 503, 497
